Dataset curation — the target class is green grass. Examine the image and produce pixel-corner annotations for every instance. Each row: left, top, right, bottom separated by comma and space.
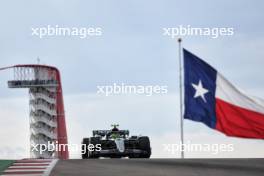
0, 160, 15, 173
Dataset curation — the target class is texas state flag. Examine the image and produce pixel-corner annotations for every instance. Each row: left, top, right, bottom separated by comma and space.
183, 49, 264, 139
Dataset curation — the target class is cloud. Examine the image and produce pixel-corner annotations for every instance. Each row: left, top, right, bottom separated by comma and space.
1, 93, 264, 159
64, 93, 264, 158
0, 0, 264, 159
0, 97, 29, 159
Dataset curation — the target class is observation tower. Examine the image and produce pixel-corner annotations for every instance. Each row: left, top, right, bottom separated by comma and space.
0, 65, 69, 159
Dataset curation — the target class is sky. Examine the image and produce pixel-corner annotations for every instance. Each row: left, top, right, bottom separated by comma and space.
0, 0, 264, 159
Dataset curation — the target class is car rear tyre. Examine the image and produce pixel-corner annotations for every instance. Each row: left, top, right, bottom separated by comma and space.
82, 138, 89, 159
89, 137, 100, 159
138, 136, 151, 158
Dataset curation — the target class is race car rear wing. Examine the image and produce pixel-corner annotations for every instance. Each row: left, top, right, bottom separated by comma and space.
93, 130, 129, 137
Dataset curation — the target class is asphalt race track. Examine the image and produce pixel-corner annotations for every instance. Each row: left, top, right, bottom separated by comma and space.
50, 159, 264, 176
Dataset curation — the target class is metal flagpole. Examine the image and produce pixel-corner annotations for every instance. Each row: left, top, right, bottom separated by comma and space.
178, 38, 184, 159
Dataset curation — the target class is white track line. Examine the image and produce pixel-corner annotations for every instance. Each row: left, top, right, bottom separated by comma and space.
43, 159, 58, 176
4, 169, 45, 172
13, 162, 51, 165
9, 166, 46, 169
1, 175, 42, 176
21, 159, 52, 161
1, 159, 58, 176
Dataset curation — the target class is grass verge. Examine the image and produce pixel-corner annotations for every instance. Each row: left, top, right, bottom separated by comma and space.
0, 160, 15, 173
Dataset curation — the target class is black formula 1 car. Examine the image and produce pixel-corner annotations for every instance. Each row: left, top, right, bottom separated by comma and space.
82, 125, 151, 159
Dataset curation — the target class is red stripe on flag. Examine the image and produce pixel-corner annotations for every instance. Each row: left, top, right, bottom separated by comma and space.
216, 98, 264, 139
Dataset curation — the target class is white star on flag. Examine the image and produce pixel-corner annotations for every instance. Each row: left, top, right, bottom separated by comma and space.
191, 80, 209, 102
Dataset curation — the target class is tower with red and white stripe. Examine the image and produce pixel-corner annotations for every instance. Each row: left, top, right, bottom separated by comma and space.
2, 65, 69, 159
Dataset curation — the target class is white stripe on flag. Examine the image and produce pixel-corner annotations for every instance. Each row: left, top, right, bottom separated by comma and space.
216, 73, 264, 114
